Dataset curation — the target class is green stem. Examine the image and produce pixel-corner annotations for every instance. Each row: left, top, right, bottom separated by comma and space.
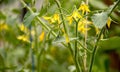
54, 0, 67, 34
89, 28, 105, 72
37, 48, 44, 72
108, 0, 120, 16
89, 0, 120, 72
54, 0, 73, 54
34, 25, 40, 72
74, 22, 81, 72
78, 55, 85, 72
68, 43, 81, 72
75, 22, 78, 60
77, 40, 92, 53
55, 0, 80, 71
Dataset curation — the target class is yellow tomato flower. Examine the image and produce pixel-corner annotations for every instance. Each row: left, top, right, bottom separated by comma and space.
39, 31, 45, 41
67, 10, 82, 25
72, 10, 82, 19
95, 27, 100, 35
17, 35, 30, 43
78, 2, 90, 15
107, 17, 111, 28
19, 24, 28, 33
43, 16, 54, 24
43, 13, 60, 24
67, 16, 73, 25
0, 23, 8, 31
64, 33, 70, 43
78, 24, 90, 35
78, 19, 91, 35
53, 13, 60, 24
80, 19, 92, 25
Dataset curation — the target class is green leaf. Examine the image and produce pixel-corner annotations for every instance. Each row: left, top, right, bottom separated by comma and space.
0, 11, 6, 20
24, 0, 32, 3
0, 54, 5, 71
89, 0, 108, 9
91, 12, 108, 29
39, 5, 48, 16
23, 11, 39, 27
98, 37, 120, 50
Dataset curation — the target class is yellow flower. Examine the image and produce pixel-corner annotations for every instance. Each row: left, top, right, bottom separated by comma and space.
43, 13, 60, 24
78, 19, 91, 35
67, 10, 82, 25
0, 23, 8, 31
43, 16, 54, 24
95, 27, 100, 35
72, 10, 82, 19
107, 17, 111, 28
67, 15, 73, 25
78, 2, 90, 15
19, 24, 28, 33
64, 33, 70, 43
39, 31, 45, 41
53, 13, 60, 24
78, 24, 90, 35
17, 35, 30, 43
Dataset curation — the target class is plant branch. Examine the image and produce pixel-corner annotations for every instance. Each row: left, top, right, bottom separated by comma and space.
20, 0, 69, 48
77, 40, 92, 53
89, 27, 105, 72
108, 0, 120, 16
75, 21, 81, 72
89, 0, 120, 72
54, 0, 73, 55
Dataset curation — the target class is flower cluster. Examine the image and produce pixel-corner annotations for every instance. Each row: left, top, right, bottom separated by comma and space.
17, 24, 45, 44
0, 23, 8, 31
67, 2, 91, 35
43, 13, 60, 24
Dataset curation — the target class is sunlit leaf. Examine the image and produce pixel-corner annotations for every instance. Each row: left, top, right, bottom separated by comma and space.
23, 11, 39, 27
91, 12, 108, 29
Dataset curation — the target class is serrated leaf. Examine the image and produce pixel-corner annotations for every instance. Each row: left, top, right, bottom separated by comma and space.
23, 11, 39, 27
91, 12, 108, 29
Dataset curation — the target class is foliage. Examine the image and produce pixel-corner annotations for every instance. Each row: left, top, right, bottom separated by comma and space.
0, 0, 120, 72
